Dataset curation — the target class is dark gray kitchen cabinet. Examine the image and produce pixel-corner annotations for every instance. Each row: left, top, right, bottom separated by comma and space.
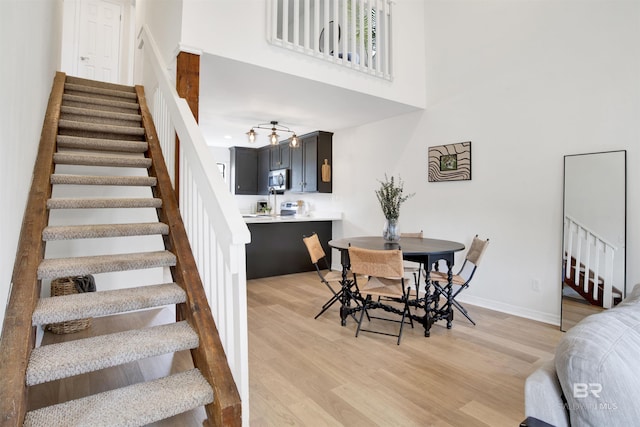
270, 142, 291, 170
230, 147, 257, 195
290, 131, 333, 193
246, 220, 332, 279
257, 146, 271, 195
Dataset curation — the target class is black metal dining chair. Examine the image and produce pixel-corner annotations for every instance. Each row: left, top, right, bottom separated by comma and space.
303, 232, 362, 320
349, 245, 414, 345
430, 235, 489, 325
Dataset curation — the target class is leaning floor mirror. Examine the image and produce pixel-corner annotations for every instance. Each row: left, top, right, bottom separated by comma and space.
561, 150, 627, 331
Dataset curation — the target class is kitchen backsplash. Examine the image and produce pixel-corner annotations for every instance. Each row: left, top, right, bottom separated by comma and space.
233, 192, 339, 215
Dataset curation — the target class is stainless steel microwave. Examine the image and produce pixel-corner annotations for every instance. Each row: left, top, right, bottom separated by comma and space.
268, 168, 289, 192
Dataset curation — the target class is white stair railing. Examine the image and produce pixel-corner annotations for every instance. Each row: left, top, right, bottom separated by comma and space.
138, 25, 251, 424
268, 0, 393, 80
564, 215, 616, 308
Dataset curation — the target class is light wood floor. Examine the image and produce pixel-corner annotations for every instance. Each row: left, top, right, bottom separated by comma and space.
247, 272, 563, 426
561, 295, 605, 332
27, 271, 564, 426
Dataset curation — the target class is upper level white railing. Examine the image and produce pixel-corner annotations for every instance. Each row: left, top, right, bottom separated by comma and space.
138, 25, 251, 424
267, 0, 393, 80
563, 215, 617, 308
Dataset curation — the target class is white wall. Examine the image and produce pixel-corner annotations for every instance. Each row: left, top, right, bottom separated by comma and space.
332, 0, 640, 324
139, 0, 183, 67
0, 0, 64, 334
180, 0, 426, 109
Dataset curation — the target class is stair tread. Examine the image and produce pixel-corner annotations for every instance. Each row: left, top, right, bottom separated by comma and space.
58, 119, 146, 136
57, 135, 148, 153
50, 174, 157, 186
62, 93, 139, 111
53, 152, 152, 168
61, 105, 142, 122
65, 76, 136, 93
33, 283, 185, 326
37, 250, 176, 279
43, 222, 169, 240
64, 82, 138, 101
27, 321, 197, 385
47, 197, 162, 209
24, 368, 213, 427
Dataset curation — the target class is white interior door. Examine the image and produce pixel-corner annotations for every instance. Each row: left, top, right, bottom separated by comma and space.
77, 0, 122, 83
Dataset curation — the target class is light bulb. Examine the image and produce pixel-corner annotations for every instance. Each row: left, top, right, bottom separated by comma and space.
247, 129, 256, 143
270, 131, 279, 145
290, 134, 299, 148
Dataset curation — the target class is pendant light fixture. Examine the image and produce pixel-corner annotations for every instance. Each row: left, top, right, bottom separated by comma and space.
246, 120, 299, 147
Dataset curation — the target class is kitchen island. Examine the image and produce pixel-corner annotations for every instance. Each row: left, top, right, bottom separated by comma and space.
243, 213, 341, 279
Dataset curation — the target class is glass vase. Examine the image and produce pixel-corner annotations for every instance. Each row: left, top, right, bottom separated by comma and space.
382, 218, 400, 242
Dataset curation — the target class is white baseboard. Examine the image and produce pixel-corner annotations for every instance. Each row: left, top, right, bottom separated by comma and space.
457, 294, 561, 326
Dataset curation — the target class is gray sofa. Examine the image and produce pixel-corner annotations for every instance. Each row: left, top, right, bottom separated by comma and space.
524, 284, 640, 426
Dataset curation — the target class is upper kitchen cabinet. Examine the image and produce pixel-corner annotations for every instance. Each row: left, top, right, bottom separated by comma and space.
290, 131, 333, 193
230, 147, 258, 195
257, 146, 271, 195
270, 142, 290, 170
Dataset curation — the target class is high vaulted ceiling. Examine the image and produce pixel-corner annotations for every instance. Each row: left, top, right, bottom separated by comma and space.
198, 54, 421, 148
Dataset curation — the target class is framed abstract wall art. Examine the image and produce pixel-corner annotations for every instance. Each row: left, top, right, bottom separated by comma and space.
428, 141, 472, 182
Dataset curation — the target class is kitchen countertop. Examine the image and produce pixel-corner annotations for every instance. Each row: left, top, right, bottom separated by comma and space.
242, 212, 342, 224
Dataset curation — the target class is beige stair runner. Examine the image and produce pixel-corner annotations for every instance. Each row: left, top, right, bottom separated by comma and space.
23, 369, 214, 427
57, 134, 148, 152
50, 173, 157, 186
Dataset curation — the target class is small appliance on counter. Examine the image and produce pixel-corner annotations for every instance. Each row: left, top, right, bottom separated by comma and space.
280, 200, 306, 217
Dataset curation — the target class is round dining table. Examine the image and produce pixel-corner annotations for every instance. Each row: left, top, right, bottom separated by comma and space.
328, 236, 466, 336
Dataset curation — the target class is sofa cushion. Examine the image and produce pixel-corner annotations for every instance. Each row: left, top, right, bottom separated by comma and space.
555, 285, 640, 426
524, 360, 570, 427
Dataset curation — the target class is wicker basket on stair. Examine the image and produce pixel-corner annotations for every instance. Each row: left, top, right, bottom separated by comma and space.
46, 277, 92, 334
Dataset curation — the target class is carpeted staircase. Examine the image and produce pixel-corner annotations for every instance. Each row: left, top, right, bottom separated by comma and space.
2, 75, 238, 426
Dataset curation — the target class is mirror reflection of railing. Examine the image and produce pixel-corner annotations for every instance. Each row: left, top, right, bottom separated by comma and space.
267, 0, 393, 80
564, 215, 617, 308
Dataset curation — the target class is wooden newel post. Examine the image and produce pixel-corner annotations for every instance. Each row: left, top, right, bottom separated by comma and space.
175, 50, 200, 205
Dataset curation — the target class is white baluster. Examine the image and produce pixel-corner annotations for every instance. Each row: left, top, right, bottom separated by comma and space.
593, 239, 601, 302
341, 0, 348, 64
271, 0, 279, 42
366, 0, 373, 71
293, 0, 300, 47
332, 0, 339, 60
283, 0, 289, 44
584, 232, 592, 295
323, 0, 330, 56
565, 218, 573, 279
350, 0, 356, 64
314, 0, 320, 52
603, 244, 614, 309
359, 0, 365, 64
575, 226, 583, 291
374, 0, 381, 72
384, 0, 391, 77
304, 0, 310, 50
